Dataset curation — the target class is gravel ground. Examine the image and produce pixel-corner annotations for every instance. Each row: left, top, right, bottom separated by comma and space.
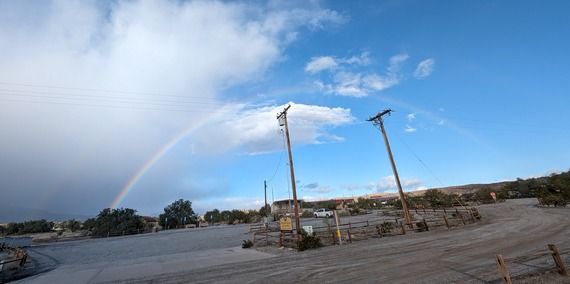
5, 198, 570, 283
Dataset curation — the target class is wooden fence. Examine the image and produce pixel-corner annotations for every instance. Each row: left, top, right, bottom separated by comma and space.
495, 244, 568, 283
0, 243, 27, 271
310, 207, 481, 245
252, 206, 481, 248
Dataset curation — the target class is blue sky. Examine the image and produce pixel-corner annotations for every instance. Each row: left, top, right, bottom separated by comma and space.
1, 0, 569, 217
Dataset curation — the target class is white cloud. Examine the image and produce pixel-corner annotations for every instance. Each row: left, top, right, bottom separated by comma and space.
307, 9, 347, 30
344, 51, 371, 66
341, 176, 423, 193
0, 1, 348, 215
190, 102, 355, 155
388, 54, 410, 72
414, 58, 435, 79
305, 56, 338, 73
407, 113, 416, 121
308, 52, 409, 97
404, 125, 417, 133
374, 175, 423, 192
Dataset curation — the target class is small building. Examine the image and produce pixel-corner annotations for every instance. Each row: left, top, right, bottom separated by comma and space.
141, 216, 159, 232
272, 199, 303, 216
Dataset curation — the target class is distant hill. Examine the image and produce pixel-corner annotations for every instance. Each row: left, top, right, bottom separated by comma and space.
0, 203, 93, 223
409, 181, 512, 196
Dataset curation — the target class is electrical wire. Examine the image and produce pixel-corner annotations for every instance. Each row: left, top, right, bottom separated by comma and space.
393, 130, 446, 187
266, 129, 286, 184
0, 82, 254, 114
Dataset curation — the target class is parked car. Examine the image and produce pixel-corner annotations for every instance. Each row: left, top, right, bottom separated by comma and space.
314, 208, 333, 218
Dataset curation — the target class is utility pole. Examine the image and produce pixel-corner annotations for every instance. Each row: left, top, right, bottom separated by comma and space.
264, 180, 268, 217
368, 109, 413, 228
277, 105, 301, 237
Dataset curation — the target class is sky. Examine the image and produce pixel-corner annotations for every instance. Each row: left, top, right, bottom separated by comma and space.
1, 0, 569, 218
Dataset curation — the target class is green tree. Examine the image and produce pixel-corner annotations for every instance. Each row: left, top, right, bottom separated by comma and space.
204, 209, 221, 223
423, 189, 448, 207
220, 210, 232, 223
356, 197, 377, 209
83, 218, 97, 231
231, 209, 246, 223
5, 222, 23, 235
159, 199, 197, 229
4, 220, 53, 235
90, 208, 145, 237
63, 219, 82, 232
259, 205, 271, 217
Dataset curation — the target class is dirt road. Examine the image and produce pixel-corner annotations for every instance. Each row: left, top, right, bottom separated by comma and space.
11, 198, 570, 283
130, 199, 570, 283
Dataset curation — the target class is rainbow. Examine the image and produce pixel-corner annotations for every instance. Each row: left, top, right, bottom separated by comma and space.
110, 110, 226, 209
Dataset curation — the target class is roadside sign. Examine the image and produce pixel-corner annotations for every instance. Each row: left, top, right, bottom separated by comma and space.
280, 216, 292, 231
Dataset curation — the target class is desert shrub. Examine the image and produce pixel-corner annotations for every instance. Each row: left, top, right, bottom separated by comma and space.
416, 221, 428, 232
242, 239, 254, 248
350, 208, 361, 215
301, 211, 313, 218
538, 194, 567, 207
298, 230, 323, 251
377, 221, 393, 234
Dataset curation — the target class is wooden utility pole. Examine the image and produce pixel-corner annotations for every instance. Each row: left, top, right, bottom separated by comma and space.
264, 180, 268, 217
277, 105, 301, 237
368, 109, 413, 228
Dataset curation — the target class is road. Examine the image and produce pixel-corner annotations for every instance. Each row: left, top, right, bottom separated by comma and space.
11, 199, 570, 283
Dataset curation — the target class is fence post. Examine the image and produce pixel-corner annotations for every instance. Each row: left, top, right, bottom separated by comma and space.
548, 244, 568, 276
459, 213, 466, 225
468, 209, 476, 221
423, 218, 429, 231
495, 254, 512, 284
443, 208, 447, 214
400, 221, 406, 235
444, 215, 450, 228
376, 225, 383, 238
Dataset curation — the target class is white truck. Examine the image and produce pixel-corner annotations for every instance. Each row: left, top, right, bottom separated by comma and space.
313, 208, 333, 218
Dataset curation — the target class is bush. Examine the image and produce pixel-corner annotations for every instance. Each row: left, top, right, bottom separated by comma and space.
242, 239, 254, 248
4, 220, 53, 235
416, 221, 428, 232
350, 208, 361, 216
377, 221, 393, 234
90, 208, 145, 237
298, 230, 323, 251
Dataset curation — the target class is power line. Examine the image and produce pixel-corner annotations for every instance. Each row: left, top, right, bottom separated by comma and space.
266, 129, 286, 184
0, 82, 250, 103
392, 128, 446, 187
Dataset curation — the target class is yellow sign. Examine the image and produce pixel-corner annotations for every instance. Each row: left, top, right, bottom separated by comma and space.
280, 216, 292, 231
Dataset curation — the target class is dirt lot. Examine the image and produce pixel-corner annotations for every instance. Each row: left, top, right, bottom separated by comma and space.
8, 198, 570, 283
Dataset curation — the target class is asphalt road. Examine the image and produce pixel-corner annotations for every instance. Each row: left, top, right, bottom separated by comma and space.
10, 198, 570, 283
